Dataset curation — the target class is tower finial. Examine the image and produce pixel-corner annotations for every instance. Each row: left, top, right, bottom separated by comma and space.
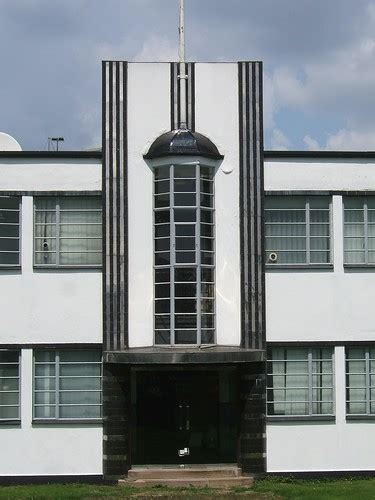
179, 0, 185, 63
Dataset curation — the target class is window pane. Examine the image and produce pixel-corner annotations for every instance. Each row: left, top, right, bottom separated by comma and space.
174, 179, 196, 192
201, 252, 214, 265
154, 166, 170, 180
155, 252, 170, 266
34, 406, 56, 418
0, 225, 19, 238
174, 209, 196, 223
201, 330, 215, 344
200, 180, 214, 194
155, 300, 170, 313
175, 315, 197, 328
176, 237, 195, 251
175, 283, 196, 297
155, 238, 170, 252
59, 351, 101, 363
154, 194, 170, 208
175, 251, 195, 263
59, 364, 101, 377
175, 268, 196, 282
59, 391, 101, 405
175, 330, 197, 344
155, 224, 170, 238
155, 269, 170, 283
155, 211, 170, 224
174, 194, 196, 206
34, 392, 55, 405
174, 166, 196, 178
155, 283, 170, 298
176, 224, 195, 237
155, 315, 170, 329
155, 180, 169, 194
175, 299, 196, 313
155, 331, 171, 345
59, 405, 101, 419
60, 252, 101, 266
0, 407, 19, 419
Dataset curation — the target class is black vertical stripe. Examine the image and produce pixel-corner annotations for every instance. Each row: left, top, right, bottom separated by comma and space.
238, 61, 265, 351
101, 62, 107, 352
103, 61, 129, 352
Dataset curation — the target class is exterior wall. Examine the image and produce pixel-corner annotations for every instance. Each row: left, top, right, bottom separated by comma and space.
0, 158, 101, 192
195, 63, 241, 346
265, 157, 375, 472
267, 346, 375, 472
127, 63, 170, 348
0, 195, 102, 345
0, 350, 102, 476
127, 63, 245, 347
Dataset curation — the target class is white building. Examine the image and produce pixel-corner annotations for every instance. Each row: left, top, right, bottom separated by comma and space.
0, 61, 375, 480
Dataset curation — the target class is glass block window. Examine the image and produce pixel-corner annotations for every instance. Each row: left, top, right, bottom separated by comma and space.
0, 350, 20, 420
0, 196, 20, 266
154, 164, 215, 346
346, 347, 375, 416
34, 197, 102, 267
265, 196, 331, 265
344, 197, 375, 265
267, 348, 334, 417
33, 350, 102, 420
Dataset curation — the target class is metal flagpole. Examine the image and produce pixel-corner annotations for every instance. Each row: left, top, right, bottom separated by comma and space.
178, 0, 187, 129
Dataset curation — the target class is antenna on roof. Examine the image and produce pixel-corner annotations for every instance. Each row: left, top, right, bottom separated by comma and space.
178, 0, 187, 129
48, 137, 64, 151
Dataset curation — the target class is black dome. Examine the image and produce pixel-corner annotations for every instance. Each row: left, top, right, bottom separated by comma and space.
144, 129, 223, 160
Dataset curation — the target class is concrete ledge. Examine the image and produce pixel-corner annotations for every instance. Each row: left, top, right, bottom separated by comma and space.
104, 347, 265, 365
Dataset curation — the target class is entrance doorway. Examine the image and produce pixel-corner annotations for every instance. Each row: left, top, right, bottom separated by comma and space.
132, 368, 238, 465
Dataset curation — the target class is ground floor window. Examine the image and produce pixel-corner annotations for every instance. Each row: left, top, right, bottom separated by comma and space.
0, 350, 20, 420
267, 347, 334, 417
346, 347, 375, 416
33, 349, 102, 420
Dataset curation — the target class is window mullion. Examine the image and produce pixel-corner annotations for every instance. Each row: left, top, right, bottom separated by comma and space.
56, 199, 61, 267
308, 349, 313, 416
196, 164, 201, 346
306, 199, 311, 265
56, 351, 60, 419
170, 166, 175, 347
366, 348, 371, 416
364, 201, 369, 265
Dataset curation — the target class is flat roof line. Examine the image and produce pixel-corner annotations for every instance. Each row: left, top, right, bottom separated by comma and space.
0, 151, 102, 159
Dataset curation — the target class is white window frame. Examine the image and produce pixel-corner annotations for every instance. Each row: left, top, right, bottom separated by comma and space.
267, 347, 335, 418
346, 347, 375, 417
265, 195, 332, 267
33, 349, 102, 421
0, 349, 20, 422
343, 196, 375, 266
33, 196, 102, 268
0, 196, 21, 268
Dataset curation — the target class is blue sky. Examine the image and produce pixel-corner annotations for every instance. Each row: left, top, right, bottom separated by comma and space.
1, 0, 375, 151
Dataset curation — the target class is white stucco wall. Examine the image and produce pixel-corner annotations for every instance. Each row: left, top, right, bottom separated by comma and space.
0, 158, 101, 191
0, 350, 102, 476
267, 346, 375, 472
266, 158, 375, 191
127, 62, 242, 347
195, 63, 241, 346
0, 195, 102, 345
127, 63, 170, 347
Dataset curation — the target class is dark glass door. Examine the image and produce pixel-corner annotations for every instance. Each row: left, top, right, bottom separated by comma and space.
133, 369, 237, 465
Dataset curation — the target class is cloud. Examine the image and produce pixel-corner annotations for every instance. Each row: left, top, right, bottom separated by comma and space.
305, 129, 375, 151
132, 36, 178, 62
270, 128, 291, 150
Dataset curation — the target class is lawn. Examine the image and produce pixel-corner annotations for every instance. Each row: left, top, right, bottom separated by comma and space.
0, 477, 375, 499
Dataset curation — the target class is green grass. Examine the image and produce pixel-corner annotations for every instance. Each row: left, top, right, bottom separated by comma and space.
1, 477, 375, 499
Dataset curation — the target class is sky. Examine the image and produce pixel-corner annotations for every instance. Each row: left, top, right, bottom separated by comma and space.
1, 0, 375, 151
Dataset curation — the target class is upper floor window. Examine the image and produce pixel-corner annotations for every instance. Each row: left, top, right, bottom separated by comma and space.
346, 347, 375, 416
267, 347, 334, 417
344, 197, 375, 265
265, 196, 331, 266
34, 197, 102, 267
33, 349, 102, 420
0, 350, 20, 421
154, 163, 215, 346
0, 196, 20, 267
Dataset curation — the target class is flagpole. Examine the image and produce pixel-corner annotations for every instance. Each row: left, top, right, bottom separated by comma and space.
178, 0, 187, 129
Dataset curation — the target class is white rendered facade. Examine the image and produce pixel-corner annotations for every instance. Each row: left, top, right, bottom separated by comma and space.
0, 62, 374, 478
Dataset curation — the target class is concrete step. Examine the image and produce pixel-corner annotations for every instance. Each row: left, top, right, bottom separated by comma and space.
127, 466, 242, 479
119, 476, 254, 488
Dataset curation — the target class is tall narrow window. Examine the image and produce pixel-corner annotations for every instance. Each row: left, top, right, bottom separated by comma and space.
344, 196, 375, 265
0, 196, 20, 267
154, 164, 215, 346
346, 347, 375, 416
0, 350, 20, 420
34, 197, 102, 267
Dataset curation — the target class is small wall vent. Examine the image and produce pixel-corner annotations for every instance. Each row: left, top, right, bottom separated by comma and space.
268, 252, 278, 263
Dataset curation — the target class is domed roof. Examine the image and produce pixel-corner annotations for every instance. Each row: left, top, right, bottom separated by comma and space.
144, 129, 223, 160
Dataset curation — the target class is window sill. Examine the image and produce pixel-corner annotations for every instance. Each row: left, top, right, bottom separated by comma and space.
344, 264, 375, 269
266, 264, 333, 271
0, 419, 21, 425
32, 419, 102, 425
0, 266, 21, 270
267, 415, 335, 422
33, 266, 102, 270
346, 415, 375, 421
